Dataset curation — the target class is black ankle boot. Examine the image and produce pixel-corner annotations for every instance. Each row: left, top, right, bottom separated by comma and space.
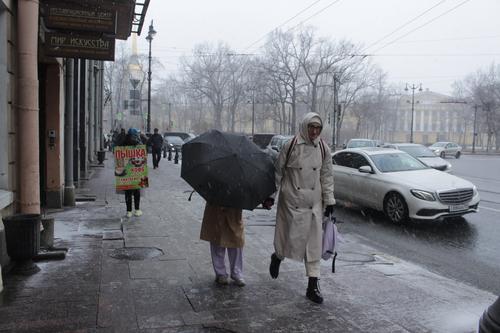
269, 253, 281, 279
306, 277, 323, 304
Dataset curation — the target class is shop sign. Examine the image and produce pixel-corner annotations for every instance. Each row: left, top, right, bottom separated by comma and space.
43, 1, 116, 34
44, 32, 115, 61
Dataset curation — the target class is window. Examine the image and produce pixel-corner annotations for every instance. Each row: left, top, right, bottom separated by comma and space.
332, 152, 351, 167
333, 152, 369, 170
351, 153, 370, 169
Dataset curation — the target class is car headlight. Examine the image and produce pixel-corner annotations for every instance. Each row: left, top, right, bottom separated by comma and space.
473, 185, 478, 196
411, 189, 436, 201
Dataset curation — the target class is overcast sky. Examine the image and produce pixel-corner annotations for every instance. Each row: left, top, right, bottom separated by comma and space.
128, 0, 500, 95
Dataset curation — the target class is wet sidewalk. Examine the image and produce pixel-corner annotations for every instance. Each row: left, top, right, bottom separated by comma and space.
0, 152, 496, 333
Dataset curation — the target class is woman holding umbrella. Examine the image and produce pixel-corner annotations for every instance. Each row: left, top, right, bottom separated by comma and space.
267, 112, 335, 304
181, 130, 277, 287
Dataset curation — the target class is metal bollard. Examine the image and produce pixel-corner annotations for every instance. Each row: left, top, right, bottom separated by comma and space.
174, 149, 179, 164
168, 149, 172, 161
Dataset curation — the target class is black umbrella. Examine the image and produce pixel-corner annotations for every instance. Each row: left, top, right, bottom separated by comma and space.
181, 130, 276, 210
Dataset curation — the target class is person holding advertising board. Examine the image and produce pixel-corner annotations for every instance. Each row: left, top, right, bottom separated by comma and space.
115, 128, 149, 218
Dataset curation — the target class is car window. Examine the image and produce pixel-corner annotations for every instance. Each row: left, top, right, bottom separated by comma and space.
348, 140, 375, 148
165, 136, 184, 144
370, 153, 428, 172
351, 153, 370, 169
399, 145, 435, 158
332, 152, 351, 167
333, 152, 368, 169
431, 142, 446, 147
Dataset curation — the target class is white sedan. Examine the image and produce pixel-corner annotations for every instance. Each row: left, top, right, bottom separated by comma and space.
332, 148, 480, 223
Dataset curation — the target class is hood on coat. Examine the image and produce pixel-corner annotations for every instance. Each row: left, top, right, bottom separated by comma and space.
299, 112, 323, 145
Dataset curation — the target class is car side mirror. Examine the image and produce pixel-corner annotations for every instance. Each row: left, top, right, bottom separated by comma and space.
342, 144, 346, 149
359, 165, 373, 174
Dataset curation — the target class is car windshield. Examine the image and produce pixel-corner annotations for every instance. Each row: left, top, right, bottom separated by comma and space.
398, 146, 436, 158
348, 140, 375, 148
165, 136, 184, 145
430, 142, 447, 147
370, 152, 428, 172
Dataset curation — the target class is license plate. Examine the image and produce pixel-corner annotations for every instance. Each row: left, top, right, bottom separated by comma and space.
449, 204, 468, 212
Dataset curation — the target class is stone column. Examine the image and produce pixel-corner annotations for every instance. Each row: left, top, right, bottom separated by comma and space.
17, 0, 40, 213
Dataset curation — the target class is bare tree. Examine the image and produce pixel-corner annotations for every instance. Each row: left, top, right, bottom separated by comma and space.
263, 30, 302, 133
104, 43, 131, 130
181, 42, 239, 130
295, 28, 362, 116
455, 62, 500, 151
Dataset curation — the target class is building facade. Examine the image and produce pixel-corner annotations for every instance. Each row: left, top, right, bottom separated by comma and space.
0, 0, 148, 292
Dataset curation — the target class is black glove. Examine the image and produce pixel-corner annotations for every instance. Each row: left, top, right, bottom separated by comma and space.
324, 205, 334, 217
262, 198, 275, 210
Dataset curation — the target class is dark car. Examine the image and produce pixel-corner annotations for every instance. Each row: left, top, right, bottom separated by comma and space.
252, 133, 276, 150
164, 135, 185, 155
163, 132, 195, 141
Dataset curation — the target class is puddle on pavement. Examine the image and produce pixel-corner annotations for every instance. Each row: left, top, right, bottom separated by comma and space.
108, 247, 164, 260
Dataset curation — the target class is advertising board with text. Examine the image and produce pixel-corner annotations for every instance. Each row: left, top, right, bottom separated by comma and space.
114, 145, 149, 191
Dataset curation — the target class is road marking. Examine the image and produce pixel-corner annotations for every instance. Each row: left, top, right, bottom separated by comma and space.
479, 205, 500, 213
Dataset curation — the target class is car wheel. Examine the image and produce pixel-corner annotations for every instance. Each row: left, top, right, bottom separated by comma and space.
440, 151, 445, 158
384, 192, 408, 223
455, 151, 461, 159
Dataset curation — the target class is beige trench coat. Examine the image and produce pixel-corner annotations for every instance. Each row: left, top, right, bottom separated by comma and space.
274, 112, 335, 262
200, 203, 244, 248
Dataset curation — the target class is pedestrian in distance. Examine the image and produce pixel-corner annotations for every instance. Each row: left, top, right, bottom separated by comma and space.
119, 128, 144, 218
265, 112, 335, 304
200, 203, 246, 287
147, 128, 164, 169
113, 128, 126, 150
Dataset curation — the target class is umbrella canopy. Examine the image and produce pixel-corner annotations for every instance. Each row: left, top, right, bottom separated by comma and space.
181, 130, 276, 210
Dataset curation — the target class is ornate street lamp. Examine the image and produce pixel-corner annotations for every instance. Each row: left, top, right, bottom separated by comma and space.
145, 20, 156, 133
405, 83, 422, 143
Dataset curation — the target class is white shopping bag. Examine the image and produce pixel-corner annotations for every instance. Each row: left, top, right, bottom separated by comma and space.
322, 214, 340, 272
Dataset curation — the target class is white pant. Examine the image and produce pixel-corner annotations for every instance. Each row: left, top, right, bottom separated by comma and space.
275, 253, 320, 278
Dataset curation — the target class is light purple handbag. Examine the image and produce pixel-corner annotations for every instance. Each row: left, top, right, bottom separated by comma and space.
322, 214, 339, 272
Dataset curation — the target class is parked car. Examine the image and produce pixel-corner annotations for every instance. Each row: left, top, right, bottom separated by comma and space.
163, 131, 196, 141
429, 141, 462, 159
268, 135, 294, 152
251, 133, 276, 150
343, 138, 377, 149
164, 135, 185, 156
383, 143, 452, 172
331, 147, 479, 223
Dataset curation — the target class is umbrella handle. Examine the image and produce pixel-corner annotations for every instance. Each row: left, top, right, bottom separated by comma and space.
188, 190, 195, 201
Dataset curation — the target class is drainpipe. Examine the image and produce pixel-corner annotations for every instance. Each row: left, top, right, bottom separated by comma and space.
87, 60, 95, 163
99, 61, 104, 151
17, 0, 40, 214
72, 59, 80, 182
63, 59, 75, 206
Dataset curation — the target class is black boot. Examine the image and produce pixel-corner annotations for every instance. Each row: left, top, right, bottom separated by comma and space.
269, 253, 281, 279
306, 277, 323, 304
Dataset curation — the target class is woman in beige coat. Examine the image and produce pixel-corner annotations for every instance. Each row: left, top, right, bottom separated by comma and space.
200, 203, 246, 286
268, 112, 335, 304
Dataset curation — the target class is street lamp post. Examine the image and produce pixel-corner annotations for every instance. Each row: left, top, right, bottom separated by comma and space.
146, 20, 156, 133
472, 104, 478, 153
251, 94, 255, 138
405, 83, 422, 143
